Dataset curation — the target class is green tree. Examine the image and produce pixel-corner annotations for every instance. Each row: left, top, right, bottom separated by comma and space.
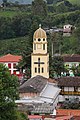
50, 55, 65, 77
0, 17, 15, 40
0, 64, 19, 120
18, 43, 32, 80
2, 0, 7, 7
12, 15, 31, 37
46, 0, 53, 4
32, 0, 47, 18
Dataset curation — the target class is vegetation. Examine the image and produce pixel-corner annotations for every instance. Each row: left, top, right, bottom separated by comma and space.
50, 55, 65, 77
61, 98, 80, 109
0, 64, 18, 120
0, 64, 28, 120
32, 0, 48, 17
68, 0, 80, 6
0, 0, 80, 78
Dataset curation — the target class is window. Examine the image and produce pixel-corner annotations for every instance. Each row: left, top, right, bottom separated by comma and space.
74, 87, 78, 92
38, 68, 40, 73
13, 70, 16, 75
43, 38, 45, 41
38, 38, 41, 41
66, 64, 69, 67
9, 70, 11, 74
35, 67, 37, 73
13, 63, 16, 68
43, 44, 45, 50
8, 63, 11, 68
34, 44, 36, 50
38, 58, 40, 61
61, 86, 64, 92
42, 67, 44, 73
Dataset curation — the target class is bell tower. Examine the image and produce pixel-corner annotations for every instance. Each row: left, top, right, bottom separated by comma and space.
31, 25, 49, 78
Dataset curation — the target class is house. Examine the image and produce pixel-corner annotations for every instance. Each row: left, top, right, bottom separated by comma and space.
63, 54, 80, 76
56, 77, 80, 101
63, 24, 73, 36
63, 54, 80, 67
19, 75, 60, 101
19, 75, 48, 98
16, 75, 60, 114
0, 53, 22, 77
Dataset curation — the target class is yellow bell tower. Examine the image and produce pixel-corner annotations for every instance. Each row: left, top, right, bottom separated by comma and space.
31, 25, 49, 78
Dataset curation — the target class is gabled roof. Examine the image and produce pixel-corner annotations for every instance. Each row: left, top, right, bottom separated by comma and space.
56, 77, 80, 87
0, 54, 22, 62
63, 54, 80, 62
19, 75, 48, 93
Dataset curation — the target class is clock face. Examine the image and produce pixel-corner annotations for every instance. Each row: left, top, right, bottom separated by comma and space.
37, 44, 42, 49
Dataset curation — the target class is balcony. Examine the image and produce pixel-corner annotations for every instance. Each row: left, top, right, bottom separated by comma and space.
60, 91, 80, 95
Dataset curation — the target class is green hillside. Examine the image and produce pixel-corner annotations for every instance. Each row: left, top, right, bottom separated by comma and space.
67, 0, 80, 6
0, 36, 32, 55
56, 0, 80, 6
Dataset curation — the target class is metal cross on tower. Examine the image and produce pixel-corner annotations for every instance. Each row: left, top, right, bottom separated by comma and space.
34, 58, 44, 73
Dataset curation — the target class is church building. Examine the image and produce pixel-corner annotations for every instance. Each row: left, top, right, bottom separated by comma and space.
17, 25, 61, 115
31, 25, 49, 78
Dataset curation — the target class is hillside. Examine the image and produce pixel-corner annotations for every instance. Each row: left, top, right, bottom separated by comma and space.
56, 0, 80, 6
67, 0, 80, 6
0, 36, 32, 55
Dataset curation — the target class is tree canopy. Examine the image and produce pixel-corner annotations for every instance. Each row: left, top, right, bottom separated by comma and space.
32, 0, 47, 17
50, 55, 65, 77
0, 64, 19, 120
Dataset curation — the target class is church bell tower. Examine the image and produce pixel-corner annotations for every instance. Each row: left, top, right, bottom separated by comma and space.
31, 25, 49, 78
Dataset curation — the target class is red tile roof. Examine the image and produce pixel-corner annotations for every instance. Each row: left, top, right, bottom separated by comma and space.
56, 115, 73, 120
0, 54, 22, 62
28, 115, 42, 119
57, 109, 80, 116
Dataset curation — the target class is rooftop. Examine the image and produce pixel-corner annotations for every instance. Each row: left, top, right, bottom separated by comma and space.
33, 25, 47, 39
63, 54, 80, 62
19, 75, 57, 93
56, 77, 80, 87
57, 109, 80, 117
19, 75, 48, 93
0, 54, 22, 62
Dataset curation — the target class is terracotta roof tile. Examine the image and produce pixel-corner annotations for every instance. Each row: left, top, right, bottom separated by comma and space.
0, 54, 22, 62
57, 109, 80, 116
56, 115, 73, 120
63, 54, 80, 62
56, 77, 80, 87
